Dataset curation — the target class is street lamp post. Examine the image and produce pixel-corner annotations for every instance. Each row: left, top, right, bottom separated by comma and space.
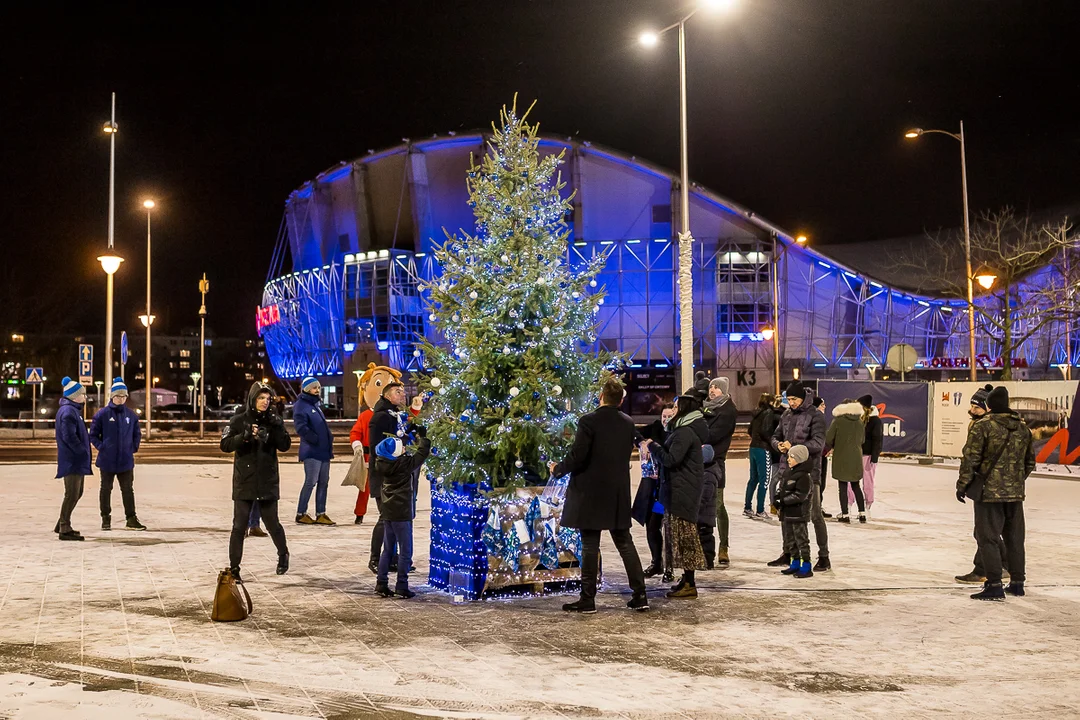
198, 273, 209, 439
102, 93, 119, 382
142, 199, 155, 438
640, 0, 736, 392
904, 122, 977, 381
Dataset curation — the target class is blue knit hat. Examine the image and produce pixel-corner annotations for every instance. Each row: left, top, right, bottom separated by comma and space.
375, 437, 404, 459
301, 376, 319, 392
110, 377, 128, 398
61, 376, 83, 398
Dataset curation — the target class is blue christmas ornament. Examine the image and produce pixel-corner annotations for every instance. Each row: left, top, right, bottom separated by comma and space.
532, 391, 540, 399
524, 414, 532, 421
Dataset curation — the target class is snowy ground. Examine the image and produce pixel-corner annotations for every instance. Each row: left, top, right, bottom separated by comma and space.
1, 460, 1079, 719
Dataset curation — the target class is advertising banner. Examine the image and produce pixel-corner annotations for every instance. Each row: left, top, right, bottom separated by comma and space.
816, 380, 929, 455
930, 380, 1077, 459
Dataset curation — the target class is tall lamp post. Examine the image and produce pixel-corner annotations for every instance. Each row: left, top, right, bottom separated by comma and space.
141, 199, 156, 438
904, 123, 977, 381
760, 234, 808, 393
102, 93, 119, 381
640, 0, 736, 392
198, 273, 209, 439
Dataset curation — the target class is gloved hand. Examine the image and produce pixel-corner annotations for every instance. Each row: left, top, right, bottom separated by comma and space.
255, 425, 270, 443
955, 489, 966, 504
351, 440, 363, 453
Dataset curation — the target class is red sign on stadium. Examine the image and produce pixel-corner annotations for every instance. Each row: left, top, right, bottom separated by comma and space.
256, 304, 281, 335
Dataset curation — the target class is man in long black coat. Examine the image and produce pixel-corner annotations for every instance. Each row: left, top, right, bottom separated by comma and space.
549, 377, 648, 614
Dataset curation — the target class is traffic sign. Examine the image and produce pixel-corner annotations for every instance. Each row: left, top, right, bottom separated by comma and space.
25, 367, 44, 384
79, 360, 92, 378
121, 331, 128, 365
79, 344, 93, 363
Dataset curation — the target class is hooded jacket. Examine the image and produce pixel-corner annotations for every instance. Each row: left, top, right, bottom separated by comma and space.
650, 410, 709, 523
377, 436, 431, 522
771, 386, 827, 487
367, 395, 408, 495
957, 411, 1035, 502
293, 391, 334, 462
55, 397, 92, 478
220, 382, 292, 501
862, 406, 883, 462
702, 393, 738, 467
749, 405, 779, 455
777, 457, 814, 523
89, 401, 141, 473
825, 402, 866, 482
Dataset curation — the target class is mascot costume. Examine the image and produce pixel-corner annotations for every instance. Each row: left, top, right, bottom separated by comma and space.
346, 362, 403, 523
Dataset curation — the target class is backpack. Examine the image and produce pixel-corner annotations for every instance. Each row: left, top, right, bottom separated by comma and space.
211, 568, 252, 622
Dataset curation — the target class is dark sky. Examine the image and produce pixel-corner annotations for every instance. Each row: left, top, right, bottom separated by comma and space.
2, 1, 1077, 337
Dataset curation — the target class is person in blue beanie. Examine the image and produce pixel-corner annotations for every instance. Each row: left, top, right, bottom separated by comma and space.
374, 432, 430, 599
89, 378, 145, 531
293, 376, 336, 525
54, 376, 92, 540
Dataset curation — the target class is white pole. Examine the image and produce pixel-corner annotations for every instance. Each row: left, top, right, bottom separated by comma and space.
198, 273, 209, 440
677, 19, 695, 393
146, 208, 153, 439
960, 120, 976, 382
105, 92, 117, 387
31, 383, 37, 440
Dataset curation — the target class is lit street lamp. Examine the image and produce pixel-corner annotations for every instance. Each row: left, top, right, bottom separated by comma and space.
761, 233, 808, 393
198, 273, 209, 439
904, 122, 977, 380
142, 199, 155, 438
102, 92, 119, 385
639, 0, 737, 392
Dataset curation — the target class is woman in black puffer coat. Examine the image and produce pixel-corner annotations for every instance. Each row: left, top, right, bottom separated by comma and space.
649, 394, 709, 598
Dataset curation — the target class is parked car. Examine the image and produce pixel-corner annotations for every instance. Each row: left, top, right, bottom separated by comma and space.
211, 403, 242, 419
158, 403, 196, 419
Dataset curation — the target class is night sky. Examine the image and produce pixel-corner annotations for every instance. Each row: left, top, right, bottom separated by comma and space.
2, 1, 1077, 338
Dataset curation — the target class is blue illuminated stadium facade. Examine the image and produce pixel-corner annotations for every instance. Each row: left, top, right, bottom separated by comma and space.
261, 134, 1074, 412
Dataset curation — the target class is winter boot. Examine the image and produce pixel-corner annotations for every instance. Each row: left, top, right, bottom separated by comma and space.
1005, 581, 1025, 597
125, 516, 146, 531
643, 563, 662, 578
296, 514, 315, 525
955, 571, 986, 584
101, 516, 111, 531
59, 530, 85, 541
375, 582, 394, 598
717, 548, 730, 567
793, 559, 815, 579
781, 556, 802, 575
835, 514, 850, 524
247, 526, 268, 538
562, 598, 597, 613
230, 567, 243, 583
666, 580, 698, 599
354, 515, 364, 525
767, 553, 791, 567
858, 512, 867, 524
813, 557, 831, 573
971, 581, 1006, 601
395, 586, 416, 599
627, 593, 650, 611
661, 570, 675, 583
276, 553, 289, 575
315, 513, 336, 526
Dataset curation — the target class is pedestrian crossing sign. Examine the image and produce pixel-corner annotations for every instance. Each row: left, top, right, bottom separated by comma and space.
25, 367, 44, 384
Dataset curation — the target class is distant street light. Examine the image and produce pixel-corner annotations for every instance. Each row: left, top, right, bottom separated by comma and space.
198, 273, 209, 439
975, 268, 998, 290
639, 0, 738, 392
904, 121, 977, 380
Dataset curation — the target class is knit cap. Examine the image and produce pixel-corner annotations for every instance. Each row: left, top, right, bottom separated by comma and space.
301, 376, 319, 392
858, 394, 873, 408
987, 386, 1010, 414
110, 377, 128, 398
61, 376, 83, 398
709, 377, 729, 394
788, 444, 810, 464
375, 437, 404, 459
970, 384, 994, 411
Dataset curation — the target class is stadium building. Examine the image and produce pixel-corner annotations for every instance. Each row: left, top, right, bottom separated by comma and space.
260, 134, 1075, 415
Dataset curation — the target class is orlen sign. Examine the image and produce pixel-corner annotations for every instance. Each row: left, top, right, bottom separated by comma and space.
256, 304, 281, 335
927, 355, 1028, 369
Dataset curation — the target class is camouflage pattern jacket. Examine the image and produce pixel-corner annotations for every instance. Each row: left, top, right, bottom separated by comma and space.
956, 411, 1035, 503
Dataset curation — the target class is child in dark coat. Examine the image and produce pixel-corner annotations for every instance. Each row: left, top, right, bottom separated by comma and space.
374, 432, 431, 598
774, 444, 814, 579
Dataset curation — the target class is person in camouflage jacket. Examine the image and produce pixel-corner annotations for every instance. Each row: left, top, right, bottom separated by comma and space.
955, 386, 1034, 601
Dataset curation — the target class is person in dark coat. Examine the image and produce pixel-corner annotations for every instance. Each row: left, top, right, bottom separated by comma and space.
814, 397, 832, 518
700, 377, 737, 567
956, 386, 1035, 601
826, 399, 866, 522
648, 394, 709, 599
220, 382, 291, 580
367, 381, 410, 573
551, 377, 649, 613
770, 381, 831, 571
54, 377, 92, 541
89, 377, 144, 531
374, 432, 431, 598
857, 394, 884, 512
773, 444, 815, 578
745, 393, 777, 519
293, 376, 336, 526
633, 406, 675, 582
955, 385, 1009, 584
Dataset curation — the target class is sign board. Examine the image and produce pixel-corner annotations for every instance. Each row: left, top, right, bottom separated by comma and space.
817, 380, 930, 455
79, 344, 93, 363
25, 367, 43, 384
930, 380, 1077, 458
79, 360, 92, 378
886, 343, 917, 374
256, 304, 282, 335
121, 331, 128, 365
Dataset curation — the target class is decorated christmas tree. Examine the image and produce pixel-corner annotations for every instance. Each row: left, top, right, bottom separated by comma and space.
417, 97, 615, 493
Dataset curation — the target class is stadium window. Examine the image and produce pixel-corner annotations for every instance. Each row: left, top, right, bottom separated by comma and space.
717, 304, 771, 335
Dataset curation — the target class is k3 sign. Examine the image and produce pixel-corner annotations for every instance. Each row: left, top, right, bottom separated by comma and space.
816, 380, 929, 455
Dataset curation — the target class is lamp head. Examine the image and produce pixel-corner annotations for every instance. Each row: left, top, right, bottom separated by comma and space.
795, 235, 808, 244
102, 122, 117, 134
904, 128, 923, 139
143, 199, 155, 209
139, 314, 156, 327
639, 30, 659, 47
975, 269, 998, 290
701, 0, 737, 11
98, 254, 124, 275
760, 326, 775, 341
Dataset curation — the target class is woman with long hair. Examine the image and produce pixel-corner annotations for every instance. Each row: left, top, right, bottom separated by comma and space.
648, 394, 709, 598
745, 392, 777, 519
856, 394, 883, 514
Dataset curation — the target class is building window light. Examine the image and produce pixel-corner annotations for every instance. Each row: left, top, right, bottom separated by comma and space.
344, 253, 356, 263
813, 362, 828, 368
838, 362, 853, 368
378, 249, 389, 258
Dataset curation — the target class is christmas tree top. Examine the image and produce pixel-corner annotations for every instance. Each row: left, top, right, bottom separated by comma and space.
417, 96, 616, 492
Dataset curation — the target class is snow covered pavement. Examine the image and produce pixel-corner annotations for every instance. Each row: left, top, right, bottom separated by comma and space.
1, 460, 1078, 718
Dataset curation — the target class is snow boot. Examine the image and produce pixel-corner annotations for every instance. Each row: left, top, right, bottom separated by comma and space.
717, 548, 730, 567
971, 582, 1006, 601
125, 516, 146, 531
793, 560, 814, 579
666, 581, 698, 599
767, 553, 791, 567
1005, 582, 1025, 597
781, 556, 801, 575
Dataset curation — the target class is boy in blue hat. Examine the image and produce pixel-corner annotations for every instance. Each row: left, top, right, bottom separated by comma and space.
89, 378, 145, 530
54, 376, 92, 540
374, 430, 430, 598
293, 376, 336, 526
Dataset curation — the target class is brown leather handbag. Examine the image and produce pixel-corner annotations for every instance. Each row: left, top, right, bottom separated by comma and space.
211, 568, 253, 622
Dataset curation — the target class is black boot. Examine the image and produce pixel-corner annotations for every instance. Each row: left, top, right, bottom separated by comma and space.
101, 516, 111, 531
562, 598, 597, 613
766, 553, 791, 567
230, 567, 243, 583
276, 553, 289, 575
971, 581, 1006, 601
643, 563, 662, 578
627, 592, 650, 611
375, 582, 393, 598
1005, 581, 1025, 597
